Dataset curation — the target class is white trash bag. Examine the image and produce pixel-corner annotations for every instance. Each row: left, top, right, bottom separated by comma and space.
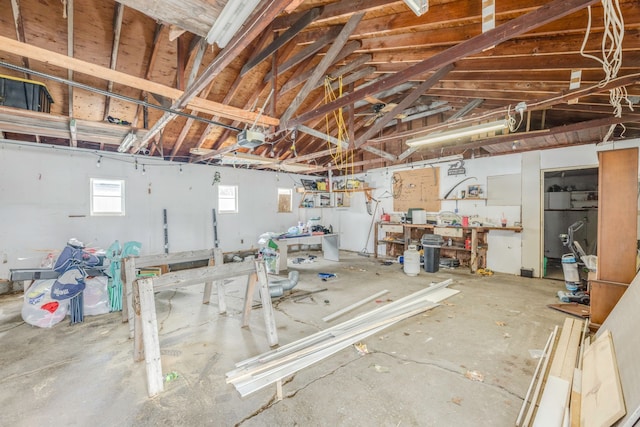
22, 279, 69, 328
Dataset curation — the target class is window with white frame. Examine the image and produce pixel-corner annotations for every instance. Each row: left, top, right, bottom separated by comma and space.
90, 178, 125, 216
218, 185, 238, 213
277, 188, 292, 213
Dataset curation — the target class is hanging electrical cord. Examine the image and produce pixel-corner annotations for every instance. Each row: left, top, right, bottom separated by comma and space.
323, 75, 357, 187
579, 0, 631, 141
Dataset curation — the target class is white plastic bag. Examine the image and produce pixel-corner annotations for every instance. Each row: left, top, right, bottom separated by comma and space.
83, 276, 110, 316
22, 280, 69, 328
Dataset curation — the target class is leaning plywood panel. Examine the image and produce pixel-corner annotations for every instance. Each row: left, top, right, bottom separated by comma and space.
581, 330, 625, 427
597, 272, 640, 427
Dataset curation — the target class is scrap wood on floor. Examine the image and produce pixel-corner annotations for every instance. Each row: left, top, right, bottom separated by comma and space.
516, 316, 627, 427
547, 303, 590, 318
225, 279, 459, 398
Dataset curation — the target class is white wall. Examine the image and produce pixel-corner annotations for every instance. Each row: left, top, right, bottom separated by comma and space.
359, 139, 640, 276
4, 138, 639, 280
0, 141, 306, 279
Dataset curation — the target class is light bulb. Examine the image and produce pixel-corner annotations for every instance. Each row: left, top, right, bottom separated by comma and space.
142, 165, 146, 175
179, 164, 183, 174
96, 156, 102, 167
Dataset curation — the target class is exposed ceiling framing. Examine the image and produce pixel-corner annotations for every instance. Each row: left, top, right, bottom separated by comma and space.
0, 0, 638, 174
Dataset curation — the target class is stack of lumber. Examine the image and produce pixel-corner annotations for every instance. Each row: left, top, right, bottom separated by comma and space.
226, 279, 458, 397
517, 317, 626, 427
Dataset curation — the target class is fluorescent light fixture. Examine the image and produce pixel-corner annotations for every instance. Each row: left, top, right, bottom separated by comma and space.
117, 132, 137, 153
406, 120, 509, 147
403, 0, 429, 16
219, 152, 274, 166
206, 0, 261, 48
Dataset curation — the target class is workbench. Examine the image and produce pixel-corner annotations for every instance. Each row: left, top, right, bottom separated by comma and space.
375, 222, 522, 272
275, 233, 339, 272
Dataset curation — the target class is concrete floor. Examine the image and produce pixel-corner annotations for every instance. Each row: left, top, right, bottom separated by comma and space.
0, 251, 570, 427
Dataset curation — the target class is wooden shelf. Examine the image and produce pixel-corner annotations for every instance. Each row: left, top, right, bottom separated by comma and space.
441, 197, 486, 201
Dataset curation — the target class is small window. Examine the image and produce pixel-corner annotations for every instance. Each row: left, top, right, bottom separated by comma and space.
218, 185, 238, 213
91, 178, 125, 216
278, 188, 292, 213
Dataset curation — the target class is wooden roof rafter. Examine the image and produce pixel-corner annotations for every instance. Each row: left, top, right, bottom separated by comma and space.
287, 0, 602, 129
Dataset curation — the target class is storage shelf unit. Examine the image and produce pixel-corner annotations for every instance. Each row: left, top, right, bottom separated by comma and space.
298, 188, 372, 209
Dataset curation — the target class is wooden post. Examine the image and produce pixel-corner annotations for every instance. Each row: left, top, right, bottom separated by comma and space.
132, 279, 145, 362
255, 260, 279, 347
214, 249, 227, 314
202, 257, 214, 304
470, 228, 479, 273
135, 278, 164, 397
123, 257, 137, 339
242, 273, 256, 327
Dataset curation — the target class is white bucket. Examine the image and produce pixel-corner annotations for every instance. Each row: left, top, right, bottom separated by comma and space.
403, 245, 421, 276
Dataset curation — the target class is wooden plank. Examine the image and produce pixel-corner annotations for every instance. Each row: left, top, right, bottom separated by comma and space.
598, 271, 640, 427
135, 278, 164, 397
522, 326, 558, 427
322, 290, 390, 322
516, 326, 556, 426
570, 368, 582, 427
581, 330, 626, 427
133, 249, 216, 268
0, 36, 278, 127
534, 317, 581, 426
152, 260, 256, 290
547, 303, 590, 318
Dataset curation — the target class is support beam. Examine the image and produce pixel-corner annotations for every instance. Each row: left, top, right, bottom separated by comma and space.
0, 36, 278, 130
133, 0, 294, 152
355, 64, 454, 147
103, 3, 124, 121
10, 0, 30, 79
67, 0, 74, 120
281, 12, 364, 125
287, 0, 601, 127
241, 6, 322, 77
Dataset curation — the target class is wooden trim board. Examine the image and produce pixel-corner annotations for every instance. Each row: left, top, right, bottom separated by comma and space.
581, 329, 626, 427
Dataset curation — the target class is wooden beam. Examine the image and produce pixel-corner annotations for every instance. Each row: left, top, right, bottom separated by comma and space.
273, 0, 398, 30
135, 0, 294, 152
287, 0, 601, 128
355, 64, 454, 147
67, 0, 74, 120
368, 73, 640, 145
103, 3, 124, 121
0, 105, 146, 146
9, 0, 30, 80
263, 25, 342, 83
168, 39, 210, 160
277, 39, 362, 95
0, 36, 278, 129
241, 6, 322, 77
280, 12, 364, 125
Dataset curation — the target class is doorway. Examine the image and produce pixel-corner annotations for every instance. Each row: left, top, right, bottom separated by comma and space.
542, 167, 598, 280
